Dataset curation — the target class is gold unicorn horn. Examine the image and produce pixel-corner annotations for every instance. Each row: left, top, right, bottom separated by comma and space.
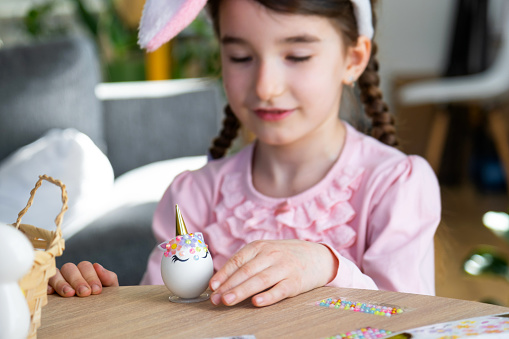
175, 204, 188, 236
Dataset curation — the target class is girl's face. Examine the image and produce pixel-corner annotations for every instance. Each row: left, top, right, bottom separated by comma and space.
219, 0, 361, 147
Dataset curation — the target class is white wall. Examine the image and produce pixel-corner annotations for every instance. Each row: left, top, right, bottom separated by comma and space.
376, 0, 456, 104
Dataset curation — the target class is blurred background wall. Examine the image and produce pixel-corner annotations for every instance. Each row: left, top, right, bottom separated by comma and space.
0, 0, 454, 90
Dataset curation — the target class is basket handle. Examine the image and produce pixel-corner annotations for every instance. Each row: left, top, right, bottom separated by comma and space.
14, 175, 69, 233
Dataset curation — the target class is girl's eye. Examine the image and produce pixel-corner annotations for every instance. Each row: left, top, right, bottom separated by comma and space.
202, 250, 209, 259
171, 255, 189, 263
230, 56, 252, 63
287, 56, 312, 63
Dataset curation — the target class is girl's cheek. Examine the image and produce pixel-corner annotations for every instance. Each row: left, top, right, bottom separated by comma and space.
222, 75, 235, 97
223, 72, 247, 99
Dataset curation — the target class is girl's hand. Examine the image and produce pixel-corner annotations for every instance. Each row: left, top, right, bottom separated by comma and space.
47, 262, 119, 297
209, 240, 338, 307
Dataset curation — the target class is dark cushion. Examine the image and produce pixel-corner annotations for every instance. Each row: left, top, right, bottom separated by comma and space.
0, 36, 105, 162
56, 202, 158, 286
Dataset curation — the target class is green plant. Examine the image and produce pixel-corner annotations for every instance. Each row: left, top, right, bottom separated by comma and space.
23, 0, 219, 82
464, 246, 509, 279
171, 13, 220, 79
22, 0, 144, 81
463, 211, 509, 304
24, 0, 75, 37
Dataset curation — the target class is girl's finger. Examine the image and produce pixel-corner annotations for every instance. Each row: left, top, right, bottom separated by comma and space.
93, 263, 119, 287
216, 265, 287, 306
251, 279, 299, 307
210, 255, 271, 303
60, 262, 92, 297
210, 241, 264, 291
77, 261, 103, 295
48, 267, 76, 297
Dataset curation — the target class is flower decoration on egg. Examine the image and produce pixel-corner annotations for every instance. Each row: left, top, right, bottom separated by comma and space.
160, 233, 209, 262
159, 205, 213, 301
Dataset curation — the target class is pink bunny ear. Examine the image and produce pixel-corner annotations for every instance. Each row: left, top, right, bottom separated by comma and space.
138, 0, 208, 52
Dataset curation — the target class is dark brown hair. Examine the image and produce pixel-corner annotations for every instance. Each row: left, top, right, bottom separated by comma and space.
207, 0, 397, 159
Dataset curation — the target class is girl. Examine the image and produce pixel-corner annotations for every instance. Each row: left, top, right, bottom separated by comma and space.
48, 0, 441, 307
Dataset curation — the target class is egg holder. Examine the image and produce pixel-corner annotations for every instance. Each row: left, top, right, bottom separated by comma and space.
11, 175, 66, 339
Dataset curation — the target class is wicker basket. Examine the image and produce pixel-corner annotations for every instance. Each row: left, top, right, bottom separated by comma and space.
13, 175, 67, 339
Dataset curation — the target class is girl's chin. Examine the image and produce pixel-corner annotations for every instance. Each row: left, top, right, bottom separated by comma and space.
255, 134, 299, 147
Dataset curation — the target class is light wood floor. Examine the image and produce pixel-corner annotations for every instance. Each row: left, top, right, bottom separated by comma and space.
435, 183, 509, 304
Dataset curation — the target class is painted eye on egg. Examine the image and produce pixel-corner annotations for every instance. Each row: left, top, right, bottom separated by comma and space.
171, 255, 189, 263
202, 250, 209, 259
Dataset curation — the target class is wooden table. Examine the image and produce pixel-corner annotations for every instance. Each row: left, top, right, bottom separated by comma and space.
38, 285, 509, 338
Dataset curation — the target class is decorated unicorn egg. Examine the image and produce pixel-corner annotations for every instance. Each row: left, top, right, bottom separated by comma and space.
160, 205, 213, 301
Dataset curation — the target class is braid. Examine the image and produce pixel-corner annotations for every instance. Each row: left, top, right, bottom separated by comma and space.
209, 105, 241, 159
356, 0, 397, 147
357, 41, 398, 147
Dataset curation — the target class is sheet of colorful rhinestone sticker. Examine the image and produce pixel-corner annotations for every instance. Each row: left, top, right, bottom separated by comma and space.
385, 314, 509, 338
323, 327, 393, 339
316, 298, 404, 317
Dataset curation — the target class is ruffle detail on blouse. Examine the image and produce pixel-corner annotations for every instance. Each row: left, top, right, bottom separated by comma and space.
206, 167, 364, 262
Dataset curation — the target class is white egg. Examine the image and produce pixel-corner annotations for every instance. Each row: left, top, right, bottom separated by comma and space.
160, 232, 213, 299
0, 223, 34, 339
0, 223, 34, 283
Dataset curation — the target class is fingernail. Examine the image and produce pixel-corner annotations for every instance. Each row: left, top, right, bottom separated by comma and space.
223, 293, 236, 305
77, 286, 89, 296
211, 293, 221, 305
254, 296, 264, 305
91, 284, 101, 294
47, 285, 52, 294
62, 285, 73, 295
210, 280, 220, 291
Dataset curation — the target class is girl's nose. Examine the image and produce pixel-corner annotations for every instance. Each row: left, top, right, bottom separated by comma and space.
255, 60, 285, 102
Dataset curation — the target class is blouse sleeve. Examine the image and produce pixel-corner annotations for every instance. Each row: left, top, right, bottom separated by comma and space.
327, 155, 441, 295
140, 169, 213, 285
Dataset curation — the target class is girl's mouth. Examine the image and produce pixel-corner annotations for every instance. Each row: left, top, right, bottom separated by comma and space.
254, 108, 295, 121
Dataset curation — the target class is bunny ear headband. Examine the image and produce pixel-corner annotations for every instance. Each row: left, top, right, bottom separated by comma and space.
138, 0, 374, 52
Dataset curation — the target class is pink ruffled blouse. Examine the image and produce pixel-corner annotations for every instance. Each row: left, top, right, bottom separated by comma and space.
141, 123, 441, 295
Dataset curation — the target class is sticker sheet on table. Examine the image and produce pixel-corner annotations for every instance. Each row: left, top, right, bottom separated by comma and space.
324, 327, 392, 339
386, 314, 509, 339
317, 298, 404, 317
